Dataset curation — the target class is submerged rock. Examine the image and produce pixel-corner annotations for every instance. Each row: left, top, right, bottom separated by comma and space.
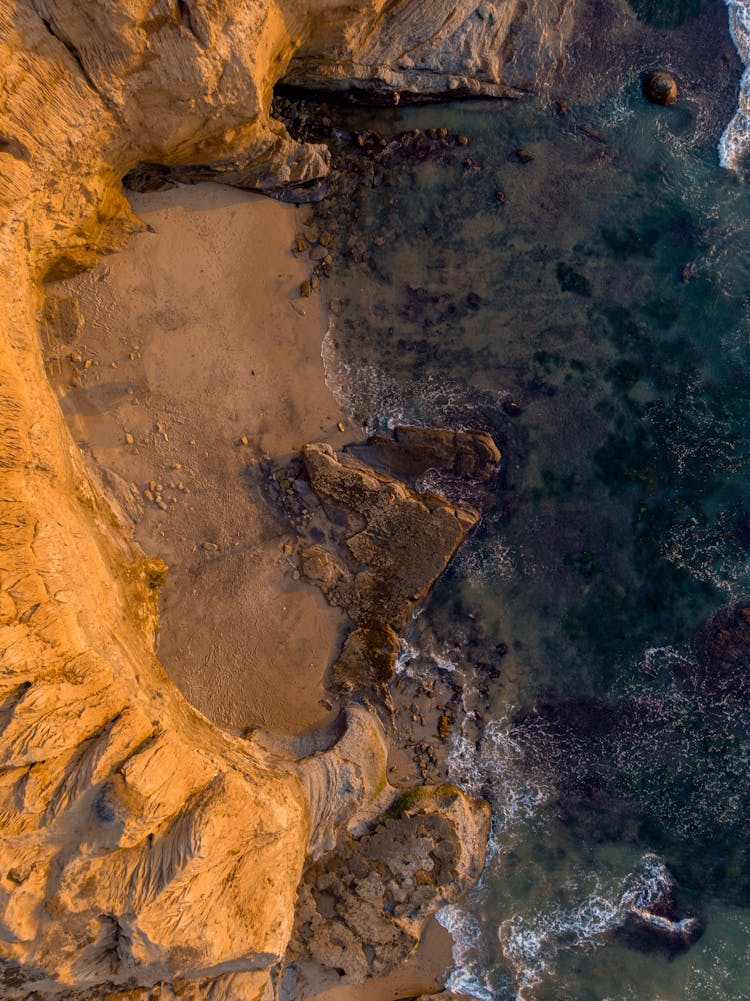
616, 857, 703, 955
514, 147, 535, 162
691, 604, 750, 698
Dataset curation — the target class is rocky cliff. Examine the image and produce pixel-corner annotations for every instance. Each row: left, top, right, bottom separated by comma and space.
0, 1, 575, 997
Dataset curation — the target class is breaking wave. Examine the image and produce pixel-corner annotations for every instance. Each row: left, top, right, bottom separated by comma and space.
719, 1, 750, 169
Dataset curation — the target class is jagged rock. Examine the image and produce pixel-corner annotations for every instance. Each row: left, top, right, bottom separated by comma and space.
618, 907, 702, 955
300, 443, 479, 630
286, 784, 490, 985
367, 425, 501, 481
614, 855, 703, 957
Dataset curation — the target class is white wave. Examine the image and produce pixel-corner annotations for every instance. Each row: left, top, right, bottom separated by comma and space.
455, 536, 517, 587
394, 636, 421, 677
719, 1, 750, 170
321, 322, 366, 422
394, 635, 461, 686
661, 507, 750, 601
498, 855, 676, 999
446, 715, 553, 851
322, 319, 507, 432
639, 644, 689, 678
438, 906, 496, 1001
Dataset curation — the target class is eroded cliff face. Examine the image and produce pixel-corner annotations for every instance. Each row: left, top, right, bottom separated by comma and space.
0, 234, 312, 999
285, 0, 576, 100
0, 1, 575, 997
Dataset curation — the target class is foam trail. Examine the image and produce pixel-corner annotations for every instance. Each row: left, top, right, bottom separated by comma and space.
719, 1, 750, 169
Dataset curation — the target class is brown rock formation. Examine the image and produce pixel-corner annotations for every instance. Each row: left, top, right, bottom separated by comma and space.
0, 0, 575, 995
367, 425, 501, 481
286, 784, 490, 992
299, 443, 479, 695
300, 443, 479, 631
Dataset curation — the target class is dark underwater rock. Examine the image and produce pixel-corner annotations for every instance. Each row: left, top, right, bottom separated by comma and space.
691, 604, 750, 698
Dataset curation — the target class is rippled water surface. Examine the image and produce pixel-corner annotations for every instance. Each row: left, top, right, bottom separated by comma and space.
319, 44, 750, 1001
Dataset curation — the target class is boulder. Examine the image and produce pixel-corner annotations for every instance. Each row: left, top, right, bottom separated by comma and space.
286, 785, 490, 984
618, 907, 702, 955
643, 71, 678, 105
330, 624, 401, 694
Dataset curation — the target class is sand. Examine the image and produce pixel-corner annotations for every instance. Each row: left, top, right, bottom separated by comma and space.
46, 182, 356, 736
44, 181, 458, 1000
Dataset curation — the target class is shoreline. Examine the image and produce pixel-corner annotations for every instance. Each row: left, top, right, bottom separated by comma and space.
45, 181, 471, 999
47, 183, 359, 738
9, 0, 743, 996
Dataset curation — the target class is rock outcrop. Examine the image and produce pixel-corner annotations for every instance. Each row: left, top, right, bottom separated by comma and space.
0, 0, 574, 996
299, 443, 480, 695
286, 785, 490, 991
283, 0, 576, 100
300, 443, 479, 631
366, 426, 501, 481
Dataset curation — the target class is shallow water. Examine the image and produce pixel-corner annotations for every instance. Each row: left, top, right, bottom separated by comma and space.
318, 39, 750, 1001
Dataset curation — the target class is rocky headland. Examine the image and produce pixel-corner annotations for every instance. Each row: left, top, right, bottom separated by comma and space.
0, 1, 577, 998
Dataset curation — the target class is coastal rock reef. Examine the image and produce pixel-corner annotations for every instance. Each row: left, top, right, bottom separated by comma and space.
0, 0, 574, 998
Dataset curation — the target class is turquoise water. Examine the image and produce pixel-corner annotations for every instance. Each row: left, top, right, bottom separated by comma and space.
318, 59, 750, 1001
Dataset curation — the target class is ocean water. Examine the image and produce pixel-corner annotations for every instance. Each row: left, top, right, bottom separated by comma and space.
315, 7, 750, 999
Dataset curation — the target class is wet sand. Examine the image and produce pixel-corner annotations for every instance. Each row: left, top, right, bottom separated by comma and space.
45, 182, 356, 736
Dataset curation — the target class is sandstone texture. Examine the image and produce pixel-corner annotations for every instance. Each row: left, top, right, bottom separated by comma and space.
0, 0, 575, 996
283, 0, 576, 100
286, 785, 490, 990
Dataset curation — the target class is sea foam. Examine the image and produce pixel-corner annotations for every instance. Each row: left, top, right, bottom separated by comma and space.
720, 1, 750, 169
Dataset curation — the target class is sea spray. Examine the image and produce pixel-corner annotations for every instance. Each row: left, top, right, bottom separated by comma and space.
720, 1, 750, 168
498, 856, 683, 999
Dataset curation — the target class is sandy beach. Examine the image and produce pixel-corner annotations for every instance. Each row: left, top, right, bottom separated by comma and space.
46, 182, 356, 736
43, 179, 462, 999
